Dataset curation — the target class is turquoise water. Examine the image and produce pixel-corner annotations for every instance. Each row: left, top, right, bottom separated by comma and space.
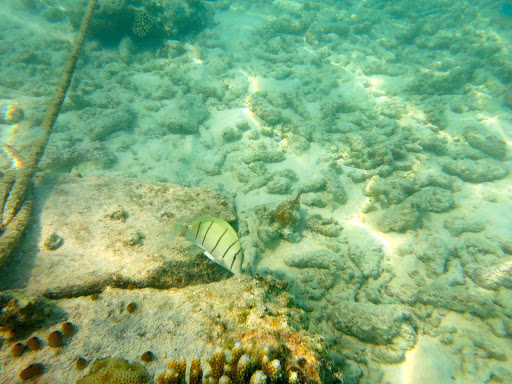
1, 0, 511, 383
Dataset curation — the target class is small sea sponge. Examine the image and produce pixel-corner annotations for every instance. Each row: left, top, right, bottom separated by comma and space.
76, 357, 88, 370
127, 302, 137, 313
19, 363, 44, 381
43, 232, 64, 250
141, 351, 155, 362
48, 330, 63, 347
26, 336, 42, 351
62, 321, 75, 337
77, 357, 151, 384
11, 342, 25, 356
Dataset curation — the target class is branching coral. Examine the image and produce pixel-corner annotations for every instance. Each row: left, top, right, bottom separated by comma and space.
156, 340, 317, 384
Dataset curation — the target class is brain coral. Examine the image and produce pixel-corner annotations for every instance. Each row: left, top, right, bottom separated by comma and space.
77, 357, 151, 384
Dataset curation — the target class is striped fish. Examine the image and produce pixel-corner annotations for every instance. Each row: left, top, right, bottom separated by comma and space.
174, 215, 243, 274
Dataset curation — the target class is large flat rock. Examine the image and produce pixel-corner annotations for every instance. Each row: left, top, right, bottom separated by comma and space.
0, 176, 237, 297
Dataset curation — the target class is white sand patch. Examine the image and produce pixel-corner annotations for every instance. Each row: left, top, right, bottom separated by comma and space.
383, 335, 459, 384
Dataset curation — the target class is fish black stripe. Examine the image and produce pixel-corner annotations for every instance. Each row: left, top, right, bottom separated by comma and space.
194, 222, 202, 240
230, 248, 242, 269
202, 221, 214, 246
222, 239, 240, 259
211, 228, 228, 254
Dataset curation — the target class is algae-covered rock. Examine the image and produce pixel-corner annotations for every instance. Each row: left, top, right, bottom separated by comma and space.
266, 176, 292, 194
306, 214, 343, 237
162, 94, 210, 134
376, 202, 422, 233
347, 246, 383, 280
326, 176, 348, 205
77, 357, 151, 384
465, 259, 512, 290
88, 104, 137, 141
329, 302, 414, 344
242, 142, 285, 164
407, 186, 454, 213
400, 231, 457, 277
284, 249, 339, 270
418, 283, 499, 317
464, 127, 508, 159
442, 158, 508, 183
443, 214, 486, 237
365, 175, 416, 206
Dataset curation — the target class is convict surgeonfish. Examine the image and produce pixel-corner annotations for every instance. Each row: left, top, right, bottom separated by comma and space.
174, 215, 243, 274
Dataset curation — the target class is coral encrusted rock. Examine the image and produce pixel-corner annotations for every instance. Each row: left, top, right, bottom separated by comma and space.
77, 357, 151, 384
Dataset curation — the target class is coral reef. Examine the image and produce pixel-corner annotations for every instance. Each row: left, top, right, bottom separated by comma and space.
68, 0, 213, 44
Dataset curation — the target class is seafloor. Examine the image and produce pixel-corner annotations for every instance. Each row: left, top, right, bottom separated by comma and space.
0, 0, 511, 383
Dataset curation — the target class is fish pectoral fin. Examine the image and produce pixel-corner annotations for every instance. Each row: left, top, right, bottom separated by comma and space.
203, 251, 215, 261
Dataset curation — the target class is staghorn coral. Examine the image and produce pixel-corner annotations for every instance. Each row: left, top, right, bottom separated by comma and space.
77, 357, 151, 384
156, 340, 316, 384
